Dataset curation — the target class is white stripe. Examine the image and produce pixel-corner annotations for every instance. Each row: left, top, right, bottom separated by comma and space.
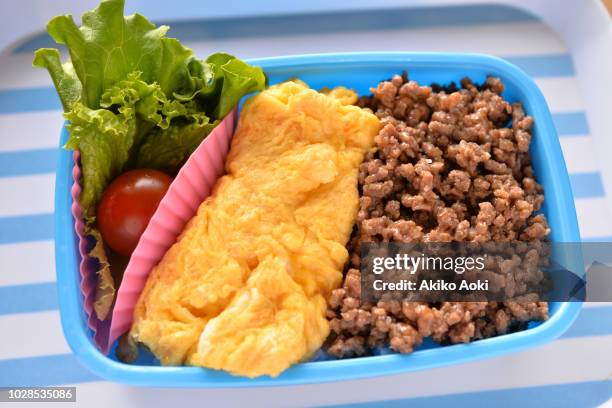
0, 241, 55, 286
58, 336, 612, 407
0, 0, 573, 58
560, 136, 601, 174
0, 55, 54, 91
600, 398, 612, 408
184, 21, 567, 61
0, 174, 54, 217
575, 198, 612, 239
535, 77, 584, 113
0, 21, 568, 92
0, 111, 64, 152
584, 302, 612, 309
0, 310, 69, 359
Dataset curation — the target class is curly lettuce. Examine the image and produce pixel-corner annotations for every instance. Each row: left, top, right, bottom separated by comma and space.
33, 0, 265, 320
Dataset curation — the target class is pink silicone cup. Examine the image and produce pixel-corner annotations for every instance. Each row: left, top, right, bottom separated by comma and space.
108, 109, 237, 352
71, 109, 237, 355
71, 150, 111, 351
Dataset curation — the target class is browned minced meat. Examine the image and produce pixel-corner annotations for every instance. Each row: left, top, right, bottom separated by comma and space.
325, 74, 550, 358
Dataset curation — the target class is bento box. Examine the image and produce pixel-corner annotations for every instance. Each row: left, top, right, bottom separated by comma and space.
54, 52, 582, 387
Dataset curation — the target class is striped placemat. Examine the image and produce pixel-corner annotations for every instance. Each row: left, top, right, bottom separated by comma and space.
0, 4, 610, 407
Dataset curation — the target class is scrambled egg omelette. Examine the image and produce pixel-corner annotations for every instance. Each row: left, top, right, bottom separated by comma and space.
129, 81, 379, 377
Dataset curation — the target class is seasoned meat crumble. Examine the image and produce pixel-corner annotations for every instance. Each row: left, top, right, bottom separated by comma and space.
325, 74, 550, 358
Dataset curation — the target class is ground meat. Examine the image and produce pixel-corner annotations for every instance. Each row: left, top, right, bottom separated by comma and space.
325, 74, 550, 358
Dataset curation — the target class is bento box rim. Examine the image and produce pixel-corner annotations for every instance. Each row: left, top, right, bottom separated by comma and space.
54, 51, 582, 388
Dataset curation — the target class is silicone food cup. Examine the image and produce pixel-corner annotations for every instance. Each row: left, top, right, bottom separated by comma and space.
69, 110, 237, 354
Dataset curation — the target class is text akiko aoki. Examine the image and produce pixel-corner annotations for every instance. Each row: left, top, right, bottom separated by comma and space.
372, 278, 489, 292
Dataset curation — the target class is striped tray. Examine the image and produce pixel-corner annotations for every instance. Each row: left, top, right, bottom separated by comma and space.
0, 2, 610, 406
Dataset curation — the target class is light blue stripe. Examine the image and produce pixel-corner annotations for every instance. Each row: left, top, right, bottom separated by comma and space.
562, 306, 612, 338
0, 56, 580, 115
552, 112, 590, 136
0, 148, 57, 177
0, 281, 58, 316
506, 54, 575, 77
0, 112, 592, 179
569, 172, 606, 199
0, 354, 98, 387
2, 272, 610, 335
0, 282, 58, 315
0, 87, 61, 114
581, 236, 612, 242
0, 214, 54, 244
0, 113, 592, 179
331, 380, 612, 408
12, 4, 536, 54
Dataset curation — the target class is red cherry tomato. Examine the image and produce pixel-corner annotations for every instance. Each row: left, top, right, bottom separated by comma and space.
97, 169, 172, 256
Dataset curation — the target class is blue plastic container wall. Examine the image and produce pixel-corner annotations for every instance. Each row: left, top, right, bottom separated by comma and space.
54, 52, 582, 387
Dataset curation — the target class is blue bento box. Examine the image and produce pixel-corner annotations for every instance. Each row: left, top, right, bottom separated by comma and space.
54, 52, 582, 387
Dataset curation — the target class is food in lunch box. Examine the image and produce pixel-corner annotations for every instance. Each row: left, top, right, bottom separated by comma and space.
128, 81, 380, 377
38, 0, 555, 379
33, 0, 265, 319
325, 74, 549, 357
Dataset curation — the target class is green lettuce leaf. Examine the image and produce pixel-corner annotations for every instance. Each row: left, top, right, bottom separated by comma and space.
32, 48, 81, 111
65, 103, 136, 214
206, 53, 267, 119
33, 0, 265, 321
43, 0, 188, 109
87, 226, 115, 321
134, 119, 217, 173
